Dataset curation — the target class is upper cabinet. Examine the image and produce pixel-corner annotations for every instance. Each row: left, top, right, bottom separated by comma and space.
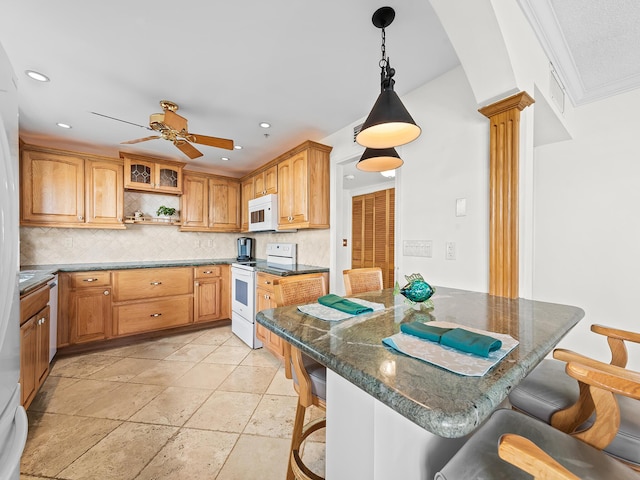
253, 164, 278, 198
277, 141, 331, 229
240, 177, 254, 232
20, 145, 125, 229
121, 153, 185, 194
181, 172, 241, 232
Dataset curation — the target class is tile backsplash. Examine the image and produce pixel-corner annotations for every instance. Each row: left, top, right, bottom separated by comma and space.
20, 220, 331, 267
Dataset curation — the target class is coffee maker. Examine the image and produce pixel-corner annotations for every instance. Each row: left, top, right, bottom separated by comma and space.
236, 237, 254, 262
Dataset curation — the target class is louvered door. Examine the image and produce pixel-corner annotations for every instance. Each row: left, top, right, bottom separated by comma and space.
351, 188, 395, 288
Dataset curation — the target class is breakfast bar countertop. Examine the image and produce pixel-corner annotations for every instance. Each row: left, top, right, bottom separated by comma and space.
256, 286, 584, 438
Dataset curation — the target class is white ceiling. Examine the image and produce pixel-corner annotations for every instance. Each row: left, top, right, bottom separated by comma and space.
0, 1, 459, 178
2, 1, 638, 187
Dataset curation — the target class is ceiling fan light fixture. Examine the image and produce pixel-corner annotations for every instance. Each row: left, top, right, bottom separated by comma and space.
25, 70, 49, 82
356, 6, 421, 150
356, 147, 403, 172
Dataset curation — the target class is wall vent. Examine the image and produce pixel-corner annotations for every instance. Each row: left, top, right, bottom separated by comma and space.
353, 123, 363, 143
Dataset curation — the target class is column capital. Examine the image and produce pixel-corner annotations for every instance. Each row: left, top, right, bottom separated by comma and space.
478, 91, 535, 118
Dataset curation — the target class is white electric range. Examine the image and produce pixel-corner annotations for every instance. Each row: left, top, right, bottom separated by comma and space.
230, 243, 297, 348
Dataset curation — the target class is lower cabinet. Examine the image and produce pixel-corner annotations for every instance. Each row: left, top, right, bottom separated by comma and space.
20, 284, 50, 408
255, 272, 284, 360
114, 297, 193, 335
194, 265, 230, 323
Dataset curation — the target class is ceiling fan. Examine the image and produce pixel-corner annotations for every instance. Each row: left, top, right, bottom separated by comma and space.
92, 100, 234, 159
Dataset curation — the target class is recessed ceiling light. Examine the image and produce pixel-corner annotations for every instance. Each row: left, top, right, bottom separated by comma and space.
221, 157, 230, 161
56, 123, 72, 129
380, 170, 396, 178
234, 145, 242, 150
25, 70, 50, 82
259, 122, 271, 128
344, 174, 355, 180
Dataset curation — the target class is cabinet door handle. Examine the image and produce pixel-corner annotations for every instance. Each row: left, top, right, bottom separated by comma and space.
264, 294, 270, 300
203, 270, 213, 274
103, 290, 110, 296
83, 278, 98, 282
195, 281, 199, 287
150, 281, 162, 285
264, 280, 271, 284
150, 313, 162, 317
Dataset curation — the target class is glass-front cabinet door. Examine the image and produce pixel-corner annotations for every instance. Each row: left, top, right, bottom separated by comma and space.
121, 154, 184, 194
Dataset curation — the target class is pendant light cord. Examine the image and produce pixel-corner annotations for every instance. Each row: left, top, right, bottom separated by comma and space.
379, 27, 395, 90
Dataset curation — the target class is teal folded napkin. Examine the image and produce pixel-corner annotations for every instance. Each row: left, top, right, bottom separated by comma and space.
317, 294, 373, 315
440, 328, 502, 357
400, 323, 452, 342
399, 322, 502, 357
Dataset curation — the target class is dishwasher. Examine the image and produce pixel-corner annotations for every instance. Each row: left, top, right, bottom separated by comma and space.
48, 275, 58, 362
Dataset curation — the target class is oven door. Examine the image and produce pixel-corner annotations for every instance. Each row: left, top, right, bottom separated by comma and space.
231, 266, 255, 321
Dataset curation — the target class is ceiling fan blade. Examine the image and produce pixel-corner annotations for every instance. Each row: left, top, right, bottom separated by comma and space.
91, 111, 152, 130
121, 136, 161, 144
188, 133, 234, 150
163, 110, 188, 132
175, 140, 203, 159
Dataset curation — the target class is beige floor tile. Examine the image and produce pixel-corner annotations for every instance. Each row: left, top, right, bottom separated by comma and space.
265, 367, 297, 396
49, 354, 121, 378
124, 341, 184, 360
20, 475, 49, 479
164, 343, 217, 362
241, 348, 282, 367
87, 357, 160, 382
136, 428, 238, 480
172, 362, 236, 390
58, 422, 177, 480
185, 390, 261, 432
244, 394, 297, 438
300, 441, 326, 478
129, 360, 196, 385
218, 365, 278, 394
91, 342, 146, 357
21, 412, 120, 478
216, 434, 290, 480
28, 376, 80, 412
34, 379, 122, 415
129, 386, 212, 426
76, 382, 164, 420
154, 330, 207, 344
222, 334, 250, 347
190, 325, 233, 345
202, 345, 250, 365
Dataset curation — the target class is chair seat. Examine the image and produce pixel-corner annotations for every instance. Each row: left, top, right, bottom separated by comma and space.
509, 358, 640, 467
291, 353, 327, 401
435, 409, 640, 479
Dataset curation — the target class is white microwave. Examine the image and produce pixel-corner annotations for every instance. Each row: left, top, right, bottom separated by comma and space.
248, 194, 280, 232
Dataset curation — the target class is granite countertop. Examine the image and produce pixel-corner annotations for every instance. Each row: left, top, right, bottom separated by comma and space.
20, 259, 329, 294
256, 287, 584, 438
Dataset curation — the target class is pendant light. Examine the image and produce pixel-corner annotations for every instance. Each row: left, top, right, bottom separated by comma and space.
356, 6, 421, 150
356, 147, 403, 172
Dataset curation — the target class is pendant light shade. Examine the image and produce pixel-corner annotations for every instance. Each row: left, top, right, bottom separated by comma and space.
356, 88, 421, 149
356, 147, 403, 172
356, 6, 421, 150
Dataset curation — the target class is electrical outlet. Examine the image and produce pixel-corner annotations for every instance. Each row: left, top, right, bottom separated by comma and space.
446, 242, 456, 260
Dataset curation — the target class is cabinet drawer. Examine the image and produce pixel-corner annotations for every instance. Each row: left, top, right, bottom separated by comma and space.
20, 284, 50, 324
115, 297, 192, 335
194, 265, 221, 279
70, 271, 111, 289
113, 267, 193, 302
256, 272, 278, 293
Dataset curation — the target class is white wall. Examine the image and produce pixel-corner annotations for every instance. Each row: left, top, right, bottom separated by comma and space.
533, 87, 640, 368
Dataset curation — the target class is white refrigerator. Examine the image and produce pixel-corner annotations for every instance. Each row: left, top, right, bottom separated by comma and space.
0, 42, 28, 479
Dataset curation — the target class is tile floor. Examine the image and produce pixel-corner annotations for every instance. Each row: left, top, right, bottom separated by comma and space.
21, 325, 325, 480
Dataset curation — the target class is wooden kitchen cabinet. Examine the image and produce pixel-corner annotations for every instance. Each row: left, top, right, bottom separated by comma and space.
180, 172, 241, 232
121, 153, 185, 194
20, 145, 125, 229
254, 272, 284, 360
113, 267, 193, 336
253, 164, 277, 197
62, 271, 113, 345
194, 265, 230, 322
277, 141, 331, 229
240, 177, 254, 231
20, 283, 50, 408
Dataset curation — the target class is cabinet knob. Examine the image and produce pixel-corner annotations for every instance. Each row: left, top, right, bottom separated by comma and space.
78, 215, 84, 221
264, 280, 271, 285
150, 281, 162, 285
195, 281, 199, 287
150, 313, 162, 317
264, 294, 270, 300
83, 278, 98, 282
203, 270, 213, 274
103, 290, 110, 296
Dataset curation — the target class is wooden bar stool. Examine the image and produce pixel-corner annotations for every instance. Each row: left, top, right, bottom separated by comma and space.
508, 324, 640, 470
273, 273, 328, 480
342, 267, 383, 295
437, 361, 640, 479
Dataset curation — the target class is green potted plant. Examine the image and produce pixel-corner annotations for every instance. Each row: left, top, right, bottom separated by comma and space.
156, 205, 177, 220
